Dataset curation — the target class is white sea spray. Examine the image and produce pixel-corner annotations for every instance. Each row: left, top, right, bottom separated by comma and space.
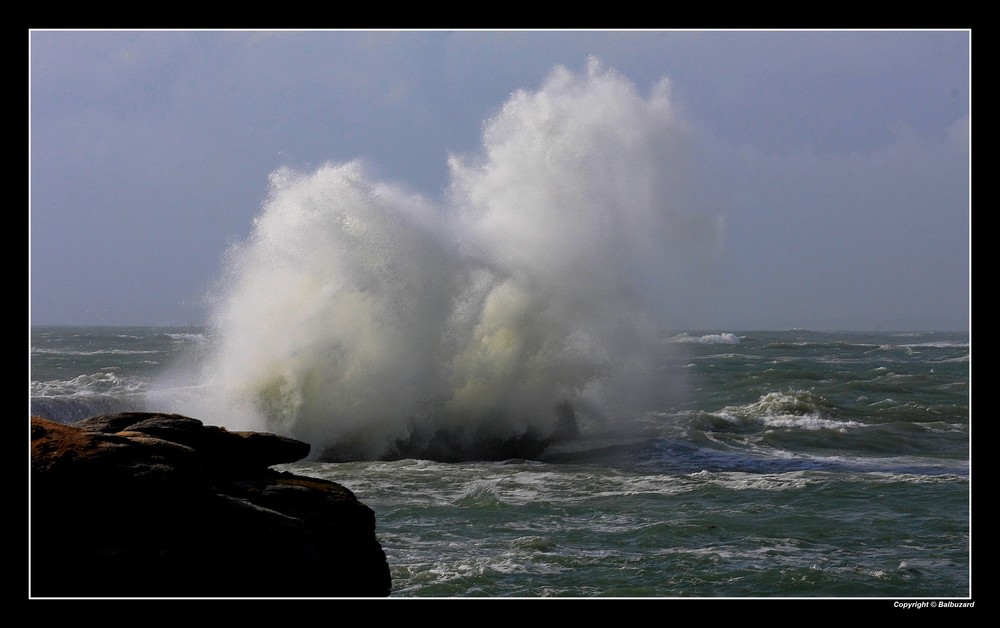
163, 58, 721, 459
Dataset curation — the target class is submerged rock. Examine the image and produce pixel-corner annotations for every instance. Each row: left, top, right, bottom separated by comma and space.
30, 413, 391, 598
320, 401, 582, 463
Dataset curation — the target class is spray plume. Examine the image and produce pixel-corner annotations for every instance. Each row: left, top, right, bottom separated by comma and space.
161, 57, 718, 461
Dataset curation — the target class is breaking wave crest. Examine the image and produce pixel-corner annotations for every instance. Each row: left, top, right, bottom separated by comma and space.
157, 58, 720, 460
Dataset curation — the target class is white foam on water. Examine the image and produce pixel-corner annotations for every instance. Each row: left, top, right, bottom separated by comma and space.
160, 58, 721, 460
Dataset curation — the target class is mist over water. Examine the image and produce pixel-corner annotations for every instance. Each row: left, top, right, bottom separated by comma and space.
160, 58, 721, 460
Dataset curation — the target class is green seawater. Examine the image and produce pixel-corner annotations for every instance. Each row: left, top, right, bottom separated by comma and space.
32, 327, 972, 597
284, 459, 968, 597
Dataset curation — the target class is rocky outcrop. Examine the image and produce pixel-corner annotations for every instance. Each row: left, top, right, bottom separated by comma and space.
320, 400, 582, 462
30, 413, 391, 598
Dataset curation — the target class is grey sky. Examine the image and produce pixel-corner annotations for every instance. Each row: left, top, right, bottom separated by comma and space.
29, 30, 970, 331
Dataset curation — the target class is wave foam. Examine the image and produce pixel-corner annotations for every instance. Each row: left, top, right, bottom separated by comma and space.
715, 390, 862, 431
667, 332, 740, 345
159, 58, 719, 460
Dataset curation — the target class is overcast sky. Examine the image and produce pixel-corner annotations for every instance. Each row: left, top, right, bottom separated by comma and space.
29, 30, 970, 331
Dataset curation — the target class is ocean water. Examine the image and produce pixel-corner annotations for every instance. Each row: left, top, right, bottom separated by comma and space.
29, 59, 971, 598
29, 326, 970, 598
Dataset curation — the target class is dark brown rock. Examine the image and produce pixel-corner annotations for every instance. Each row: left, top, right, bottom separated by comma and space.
30, 413, 391, 598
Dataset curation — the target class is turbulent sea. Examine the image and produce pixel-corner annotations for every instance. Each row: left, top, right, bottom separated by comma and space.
30, 326, 971, 598
30, 58, 972, 600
